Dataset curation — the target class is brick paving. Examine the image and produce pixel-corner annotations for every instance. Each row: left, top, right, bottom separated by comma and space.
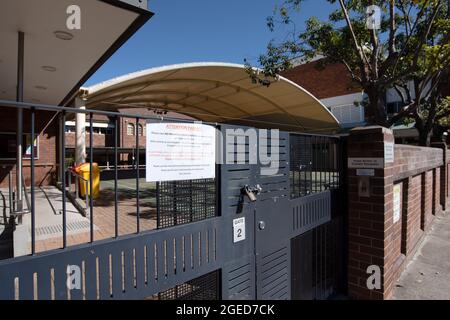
35, 187, 157, 253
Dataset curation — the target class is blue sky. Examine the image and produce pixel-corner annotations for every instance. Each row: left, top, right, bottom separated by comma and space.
84, 0, 333, 86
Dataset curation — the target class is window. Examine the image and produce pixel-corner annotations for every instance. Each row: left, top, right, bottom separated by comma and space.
387, 101, 403, 115
65, 126, 75, 133
127, 123, 135, 135
330, 104, 364, 124
138, 124, 144, 136
0, 132, 39, 160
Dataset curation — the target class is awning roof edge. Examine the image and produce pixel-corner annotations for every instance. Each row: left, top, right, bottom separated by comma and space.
82, 62, 341, 133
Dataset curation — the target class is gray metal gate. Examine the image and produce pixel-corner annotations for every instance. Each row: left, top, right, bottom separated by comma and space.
219, 126, 345, 300
0, 106, 346, 300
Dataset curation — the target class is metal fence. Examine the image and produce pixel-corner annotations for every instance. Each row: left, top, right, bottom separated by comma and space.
0, 100, 347, 300
290, 134, 343, 198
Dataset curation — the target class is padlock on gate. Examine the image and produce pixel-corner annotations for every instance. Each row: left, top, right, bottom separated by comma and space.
241, 184, 262, 202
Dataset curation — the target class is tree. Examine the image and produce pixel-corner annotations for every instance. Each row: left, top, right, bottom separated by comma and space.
248, 0, 449, 145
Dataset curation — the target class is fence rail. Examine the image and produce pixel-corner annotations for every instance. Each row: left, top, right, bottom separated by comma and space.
0, 100, 347, 300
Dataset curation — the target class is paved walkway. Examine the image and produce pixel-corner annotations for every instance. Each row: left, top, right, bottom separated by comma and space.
1, 183, 157, 256
35, 184, 157, 253
392, 211, 450, 300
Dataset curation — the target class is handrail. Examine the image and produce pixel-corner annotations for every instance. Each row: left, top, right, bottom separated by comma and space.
66, 167, 89, 216
21, 174, 31, 213
4, 168, 31, 225
67, 167, 89, 182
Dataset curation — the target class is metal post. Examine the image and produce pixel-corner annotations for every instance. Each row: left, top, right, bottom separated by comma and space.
68, 170, 72, 194
135, 118, 140, 233
61, 111, 67, 248
30, 108, 36, 254
156, 182, 160, 229
114, 116, 119, 238
8, 170, 13, 215
89, 113, 94, 242
16, 31, 24, 212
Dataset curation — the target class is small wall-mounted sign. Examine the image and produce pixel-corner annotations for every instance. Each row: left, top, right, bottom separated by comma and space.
393, 184, 401, 223
356, 168, 375, 176
348, 158, 384, 169
358, 176, 371, 197
233, 217, 246, 243
385, 142, 394, 163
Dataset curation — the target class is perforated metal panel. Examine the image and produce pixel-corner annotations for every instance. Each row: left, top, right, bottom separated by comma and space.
157, 179, 216, 229
157, 270, 220, 300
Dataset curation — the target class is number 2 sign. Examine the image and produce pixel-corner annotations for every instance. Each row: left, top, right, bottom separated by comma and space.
233, 217, 246, 243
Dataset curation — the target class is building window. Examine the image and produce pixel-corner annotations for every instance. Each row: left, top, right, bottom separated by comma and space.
387, 101, 403, 115
330, 104, 364, 124
127, 123, 135, 135
65, 126, 75, 133
138, 124, 144, 136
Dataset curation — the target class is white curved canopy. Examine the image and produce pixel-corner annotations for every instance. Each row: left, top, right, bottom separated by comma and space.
84, 62, 340, 133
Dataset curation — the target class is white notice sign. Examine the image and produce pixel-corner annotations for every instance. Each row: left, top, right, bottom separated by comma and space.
393, 184, 401, 223
146, 122, 216, 182
233, 217, 246, 243
385, 142, 394, 163
348, 158, 384, 169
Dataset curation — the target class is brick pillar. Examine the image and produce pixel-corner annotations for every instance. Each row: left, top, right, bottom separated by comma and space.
431, 142, 448, 211
347, 126, 399, 300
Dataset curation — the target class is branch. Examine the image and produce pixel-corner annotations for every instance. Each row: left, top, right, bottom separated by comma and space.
411, 0, 442, 71
388, 0, 396, 56
393, 84, 408, 105
391, 1, 431, 75
338, 0, 371, 73
397, 0, 412, 37
388, 101, 418, 125
342, 59, 362, 83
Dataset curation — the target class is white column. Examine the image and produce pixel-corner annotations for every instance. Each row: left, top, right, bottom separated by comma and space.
75, 96, 86, 165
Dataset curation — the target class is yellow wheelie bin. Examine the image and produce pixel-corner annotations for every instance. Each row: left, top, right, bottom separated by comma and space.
74, 162, 100, 199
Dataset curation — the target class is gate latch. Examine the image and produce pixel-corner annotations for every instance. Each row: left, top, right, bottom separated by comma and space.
241, 184, 262, 202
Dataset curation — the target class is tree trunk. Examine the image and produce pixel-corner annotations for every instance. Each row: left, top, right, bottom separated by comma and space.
365, 87, 389, 127
418, 129, 432, 146
416, 118, 433, 146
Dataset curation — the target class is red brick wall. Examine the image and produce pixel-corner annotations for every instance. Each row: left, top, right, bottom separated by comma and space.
120, 118, 146, 149
434, 167, 441, 215
347, 126, 394, 299
281, 60, 361, 99
402, 175, 423, 255
423, 171, 434, 229
0, 108, 58, 187
393, 145, 442, 174
347, 127, 448, 300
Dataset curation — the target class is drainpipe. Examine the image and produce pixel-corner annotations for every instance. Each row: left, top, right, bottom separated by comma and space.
16, 31, 24, 212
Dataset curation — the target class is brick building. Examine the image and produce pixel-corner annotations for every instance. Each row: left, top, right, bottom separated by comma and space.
0, 108, 59, 188
282, 58, 450, 143
64, 108, 193, 168
281, 59, 365, 128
